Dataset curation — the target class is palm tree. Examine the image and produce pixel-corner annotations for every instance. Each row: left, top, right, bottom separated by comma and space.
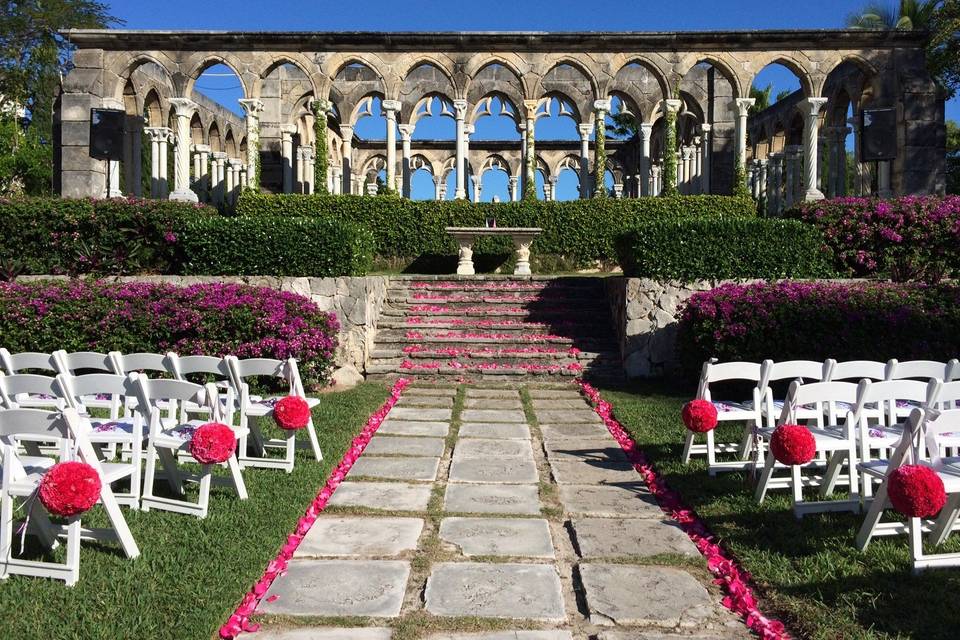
846, 0, 942, 30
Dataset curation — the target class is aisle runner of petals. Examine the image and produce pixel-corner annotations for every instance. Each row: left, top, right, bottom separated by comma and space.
218, 378, 411, 639
577, 380, 789, 640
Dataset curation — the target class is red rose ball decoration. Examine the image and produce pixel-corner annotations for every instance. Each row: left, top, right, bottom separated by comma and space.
273, 396, 311, 431
887, 464, 947, 518
39, 461, 102, 517
682, 399, 718, 433
769, 424, 816, 466
190, 422, 236, 464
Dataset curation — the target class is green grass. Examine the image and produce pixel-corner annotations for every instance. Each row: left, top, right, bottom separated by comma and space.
0, 382, 390, 640
599, 381, 960, 640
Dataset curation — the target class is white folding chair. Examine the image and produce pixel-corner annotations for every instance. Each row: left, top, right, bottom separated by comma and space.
0, 349, 60, 408
825, 359, 892, 383
168, 354, 236, 420
754, 380, 863, 517
109, 352, 177, 418
0, 372, 68, 457
756, 359, 830, 429
53, 350, 116, 410
58, 373, 145, 509
135, 377, 247, 518
887, 359, 958, 419
856, 408, 960, 571
0, 408, 139, 585
226, 356, 321, 473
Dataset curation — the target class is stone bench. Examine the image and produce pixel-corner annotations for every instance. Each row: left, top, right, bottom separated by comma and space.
445, 227, 543, 276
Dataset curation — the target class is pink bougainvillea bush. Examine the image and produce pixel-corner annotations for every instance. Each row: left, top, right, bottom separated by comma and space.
787, 196, 960, 282
0, 280, 339, 385
676, 280, 960, 380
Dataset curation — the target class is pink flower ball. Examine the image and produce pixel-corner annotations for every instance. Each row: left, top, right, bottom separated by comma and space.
888, 464, 947, 518
190, 422, 236, 464
682, 399, 719, 433
769, 424, 816, 465
273, 396, 312, 431
39, 461, 102, 517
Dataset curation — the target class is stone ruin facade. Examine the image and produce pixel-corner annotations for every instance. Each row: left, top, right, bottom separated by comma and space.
56, 29, 946, 205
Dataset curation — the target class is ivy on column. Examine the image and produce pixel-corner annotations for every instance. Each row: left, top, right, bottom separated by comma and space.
312, 99, 330, 195
662, 104, 679, 197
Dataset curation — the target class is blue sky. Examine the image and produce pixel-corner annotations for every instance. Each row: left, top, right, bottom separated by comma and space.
106, 0, 958, 200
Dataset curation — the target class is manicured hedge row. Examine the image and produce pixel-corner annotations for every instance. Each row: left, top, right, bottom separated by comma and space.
786, 196, 960, 282
615, 218, 834, 280
0, 280, 339, 385
235, 193, 757, 266
0, 198, 374, 277
676, 281, 960, 380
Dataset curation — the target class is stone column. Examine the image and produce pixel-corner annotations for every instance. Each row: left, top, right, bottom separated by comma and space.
454, 99, 468, 199
693, 136, 703, 194
731, 98, 756, 171
382, 100, 401, 192
759, 159, 768, 202
330, 166, 341, 195
168, 98, 199, 202
578, 122, 594, 198
124, 114, 142, 198
548, 176, 558, 201
304, 146, 316, 194
768, 153, 783, 215
784, 146, 799, 208
157, 127, 172, 198
296, 147, 306, 193
639, 123, 652, 197
837, 126, 851, 196
340, 124, 354, 195
365, 181, 378, 196
240, 165, 248, 190
681, 147, 693, 195
593, 99, 610, 196
824, 126, 839, 198
224, 158, 236, 205
509, 175, 519, 202
464, 123, 475, 199
699, 123, 712, 194
238, 98, 264, 190
280, 124, 296, 194
433, 175, 443, 200
192, 144, 210, 202
613, 183, 623, 198
849, 115, 866, 195
210, 152, 226, 206
471, 174, 481, 203
523, 100, 538, 199
518, 122, 528, 194
878, 161, 893, 197
798, 97, 828, 201
651, 165, 660, 196
398, 124, 414, 198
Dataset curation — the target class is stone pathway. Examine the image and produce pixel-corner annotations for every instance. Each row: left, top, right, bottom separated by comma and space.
254, 384, 748, 639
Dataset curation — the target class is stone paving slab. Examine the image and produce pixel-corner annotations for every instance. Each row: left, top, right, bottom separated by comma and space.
256, 629, 393, 640
459, 422, 531, 439
427, 633, 573, 640
329, 482, 432, 512
464, 389, 521, 399
540, 423, 609, 441
449, 457, 539, 483
406, 387, 458, 397
534, 409, 602, 424
444, 483, 541, 515
597, 633, 746, 640
461, 408, 527, 423
259, 560, 410, 617
454, 438, 534, 459
349, 456, 440, 481
557, 483, 664, 518
543, 438, 626, 462
571, 518, 699, 558
366, 435, 446, 457
548, 459, 637, 485
527, 389, 582, 399
398, 395, 455, 408
425, 562, 566, 621
378, 420, 450, 437
579, 564, 714, 627
389, 407, 453, 421
295, 517, 424, 558
439, 517, 554, 558
531, 399, 590, 410
464, 397, 524, 409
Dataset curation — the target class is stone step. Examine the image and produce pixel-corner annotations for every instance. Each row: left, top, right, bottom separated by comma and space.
387, 283, 605, 296
375, 334, 616, 349
380, 308, 606, 321
378, 319, 612, 332
371, 348, 618, 362
366, 362, 622, 381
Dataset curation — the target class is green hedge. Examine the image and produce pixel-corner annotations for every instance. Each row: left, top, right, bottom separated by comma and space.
177, 216, 374, 277
615, 217, 834, 280
235, 193, 757, 266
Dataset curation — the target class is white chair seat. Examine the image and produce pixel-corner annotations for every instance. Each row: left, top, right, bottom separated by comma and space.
154, 421, 249, 450
858, 459, 889, 478
862, 425, 903, 446
757, 424, 849, 450
100, 462, 134, 484
921, 460, 960, 492
1, 455, 56, 493
243, 396, 320, 417
87, 418, 146, 444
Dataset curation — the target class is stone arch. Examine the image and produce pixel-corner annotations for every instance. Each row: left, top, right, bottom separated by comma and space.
817, 54, 879, 98
470, 92, 521, 128
350, 92, 387, 129
190, 112, 205, 144
407, 93, 457, 131
208, 121, 223, 153
464, 54, 531, 101
410, 153, 435, 175
555, 154, 582, 178
331, 60, 386, 127
676, 55, 743, 101
224, 128, 238, 158
399, 58, 458, 102
106, 53, 176, 102
536, 92, 582, 125
608, 58, 671, 116
183, 55, 250, 98
362, 154, 388, 181
143, 89, 164, 127
256, 55, 320, 99
479, 153, 516, 178
745, 54, 815, 98
538, 59, 598, 119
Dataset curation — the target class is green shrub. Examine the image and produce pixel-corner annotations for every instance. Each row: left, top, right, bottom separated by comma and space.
176, 216, 374, 277
615, 217, 834, 280
235, 193, 756, 267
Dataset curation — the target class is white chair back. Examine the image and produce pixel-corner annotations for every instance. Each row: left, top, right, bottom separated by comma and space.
826, 359, 892, 382
0, 348, 58, 375
889, 359, 958, 382
53, 350, 115, 375
134, 377, 225, 430
0, 372, 64, 409
778, 380, 862, 428
58, 372, 137, 416
171, 354, 231, 379
226, 356, 304, 396
110, 352, 176, 377
857, 379, 941, 427
697, 359, 762, 400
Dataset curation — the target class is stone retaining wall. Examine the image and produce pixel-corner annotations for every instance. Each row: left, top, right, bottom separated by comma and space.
16, 275, 390, 373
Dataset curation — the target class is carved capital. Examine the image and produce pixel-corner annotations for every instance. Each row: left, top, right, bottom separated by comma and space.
663, 99, 683, 114
169, 97, 197, 119
522, 99, 539, 120
397, 123, 415, 140
453, 99, 469, 120
732, 98, 756, 118
638, 123, 653, 140
799, 97, 829, 119
578, 122, 595, 139
593, 98, 611, 113
238, 98, 265, 117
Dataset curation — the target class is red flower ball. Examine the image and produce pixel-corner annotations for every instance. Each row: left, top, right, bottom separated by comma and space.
888, 464, 947, 518
190, 422, 236, 464
39, 461, 101, 517
273, 396, 311, 431
682, 399, 718, 433
769, 424, 816, 466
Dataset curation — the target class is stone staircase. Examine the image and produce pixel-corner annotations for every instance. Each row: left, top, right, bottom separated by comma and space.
367, 276, 621, 380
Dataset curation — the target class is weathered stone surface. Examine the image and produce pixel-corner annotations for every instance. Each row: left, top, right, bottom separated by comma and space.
548, 459, 636, 484
543, 438, 626, 462
389, 407, 453, 421
398, 395, 455, 408
349, 456, 440, 481
406, 387, 458, 397
439, 517, 554, 558
366, 436, 446, 457
534, 409, 601, 424
329, 482, 432, 511
256, 628, 393, 640
464, 389, 521, 399
444, 483, 541, 515
540, 423, 608, 441
597, 632, 744, 640
296, 517, 424, 557
453, 439, 533, 459
579, 564, 714, 627
427, 633, 573, 640
331, 364, 365, 389
379, 420, 450, 437
557, 484, 663, 518
459, 422, 530, 439
461, 408, 527, 423
527, 389, 582, 399
449, 457, 538, 483
572, 518, 698, 558
464, 397, 523, 409
425, 562, 565, 621
531, 399, 589, 410
258, 560, 410, 617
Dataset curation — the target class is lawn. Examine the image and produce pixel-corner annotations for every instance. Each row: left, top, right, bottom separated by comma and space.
0, 382, 390, 640
599, 381, 960, 640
